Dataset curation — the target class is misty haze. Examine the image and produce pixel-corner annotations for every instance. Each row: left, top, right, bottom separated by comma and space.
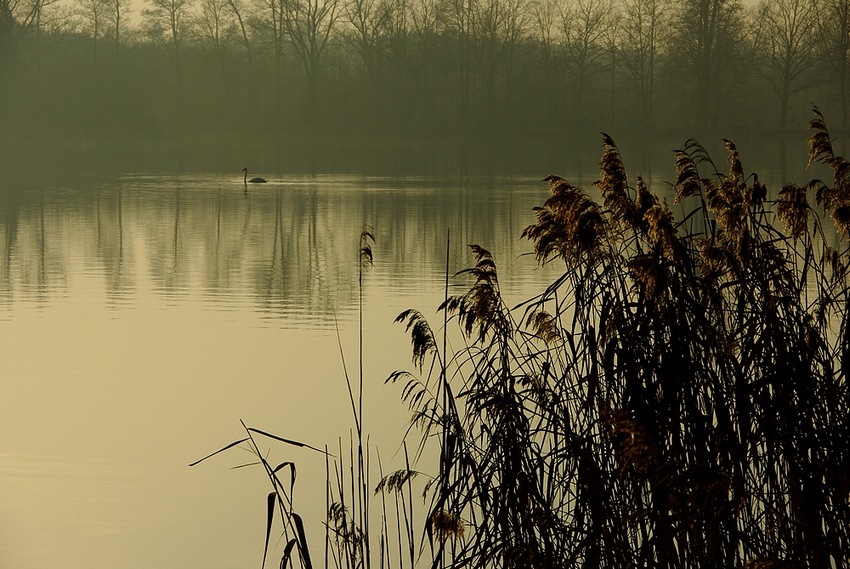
2, 0, 850, 567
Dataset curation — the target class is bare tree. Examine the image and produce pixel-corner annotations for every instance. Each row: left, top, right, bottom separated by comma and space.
195, 0, 239, 56
220, 0, 260, 114
106, 0, 130, 64
445, 0, 475, 122
472, 0, 529, 121
615, 0, 670, 127
280, 0, 342, 119
143, 0, 194, 86
560, 0, 615, 122
818, 0, 850, 128
0, 0, 61, 94
342, 0, 390, 87
226, 0, 252, 61
194, 0, 239, 96
0, 0, 54, 61
671, 0, 747, 128
753, 0, 819, 130
530, 0, 563, 126
382, 0, 413, 121
409, 0, 443, 126
75, 0, 109, 63
254, 0, 287, 121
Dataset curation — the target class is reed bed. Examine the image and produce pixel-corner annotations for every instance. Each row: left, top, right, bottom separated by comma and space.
390, 106, 850, 568
195, 106, 850, 568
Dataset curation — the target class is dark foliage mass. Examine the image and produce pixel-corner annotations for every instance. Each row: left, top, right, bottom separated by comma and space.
387, 106, 850, 567
1, 0, 850, 140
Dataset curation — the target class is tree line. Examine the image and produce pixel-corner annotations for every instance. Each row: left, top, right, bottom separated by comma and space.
1, 0, 849, 140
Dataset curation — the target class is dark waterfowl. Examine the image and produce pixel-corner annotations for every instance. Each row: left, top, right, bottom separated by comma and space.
242, 168, 267, 183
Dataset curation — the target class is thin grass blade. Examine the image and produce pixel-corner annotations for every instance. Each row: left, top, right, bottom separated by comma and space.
188, 437, 250, 467
247, 428, 328, 454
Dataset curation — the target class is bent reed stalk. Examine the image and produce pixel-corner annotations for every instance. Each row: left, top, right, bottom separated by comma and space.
391, 106, 850, 568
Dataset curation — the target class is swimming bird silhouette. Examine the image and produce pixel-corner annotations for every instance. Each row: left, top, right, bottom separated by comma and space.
242, 168, 267, 183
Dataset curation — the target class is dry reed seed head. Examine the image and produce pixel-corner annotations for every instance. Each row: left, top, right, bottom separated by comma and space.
526, 310, 561, 345
572, 205, 607, 261
523, 192, 573, 262
627, 254, 667, 303
360, 225, 375, 269
469, 243, 492, 263
815, 181, 839, 211
546, 176, 581, 200
809, 104, 827, 131
816, 172, 850, 214
807, 106, 837, 171
328, 501, 348, 524
596, 134, 639, 229
429, 508, 465, 542
775, 183, 810, 239
723, 139, 745, 183
522, 210, 571, 263
703, 177, 722, 213
542, 174, 566, 188
526, 179, 608, 264
442, 248, 510, 341
831, 156, 850, 188
642, 201, 669, 233
708, 177, 748, 235
598, 184, 637, 231
831, 205, 850, 237
807, 128, 835, 171
634, 176, 658, 219
395, 309, 437, 371
597, 133, 629, 196
467, 244, 499, 286
375, 469, 418, 494
673, 149, 703, 204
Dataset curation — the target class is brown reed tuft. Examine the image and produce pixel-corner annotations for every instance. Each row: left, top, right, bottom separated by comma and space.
522, 177, 607, 264
525, 310, 561, 345
673, 147, 703, 204
595, 134, 637, 228
775, 183, 809, 239
428, 509, 465, 542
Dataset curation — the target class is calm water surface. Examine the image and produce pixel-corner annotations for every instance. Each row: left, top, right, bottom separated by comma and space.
0, 131, 805, 569
0, 172, 569, 569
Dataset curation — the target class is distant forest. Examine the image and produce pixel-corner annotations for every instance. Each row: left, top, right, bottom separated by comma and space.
1, 0, 849, 141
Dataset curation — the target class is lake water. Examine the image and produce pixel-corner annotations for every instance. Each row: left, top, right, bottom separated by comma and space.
0, 135, 807, 569
0, 169, 577, 569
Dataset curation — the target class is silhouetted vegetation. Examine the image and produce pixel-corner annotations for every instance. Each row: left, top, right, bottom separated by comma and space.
388, 105, 850, 567
2, 0, 850, 141
379, 106, 849, 567
197, 108, 850, 567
